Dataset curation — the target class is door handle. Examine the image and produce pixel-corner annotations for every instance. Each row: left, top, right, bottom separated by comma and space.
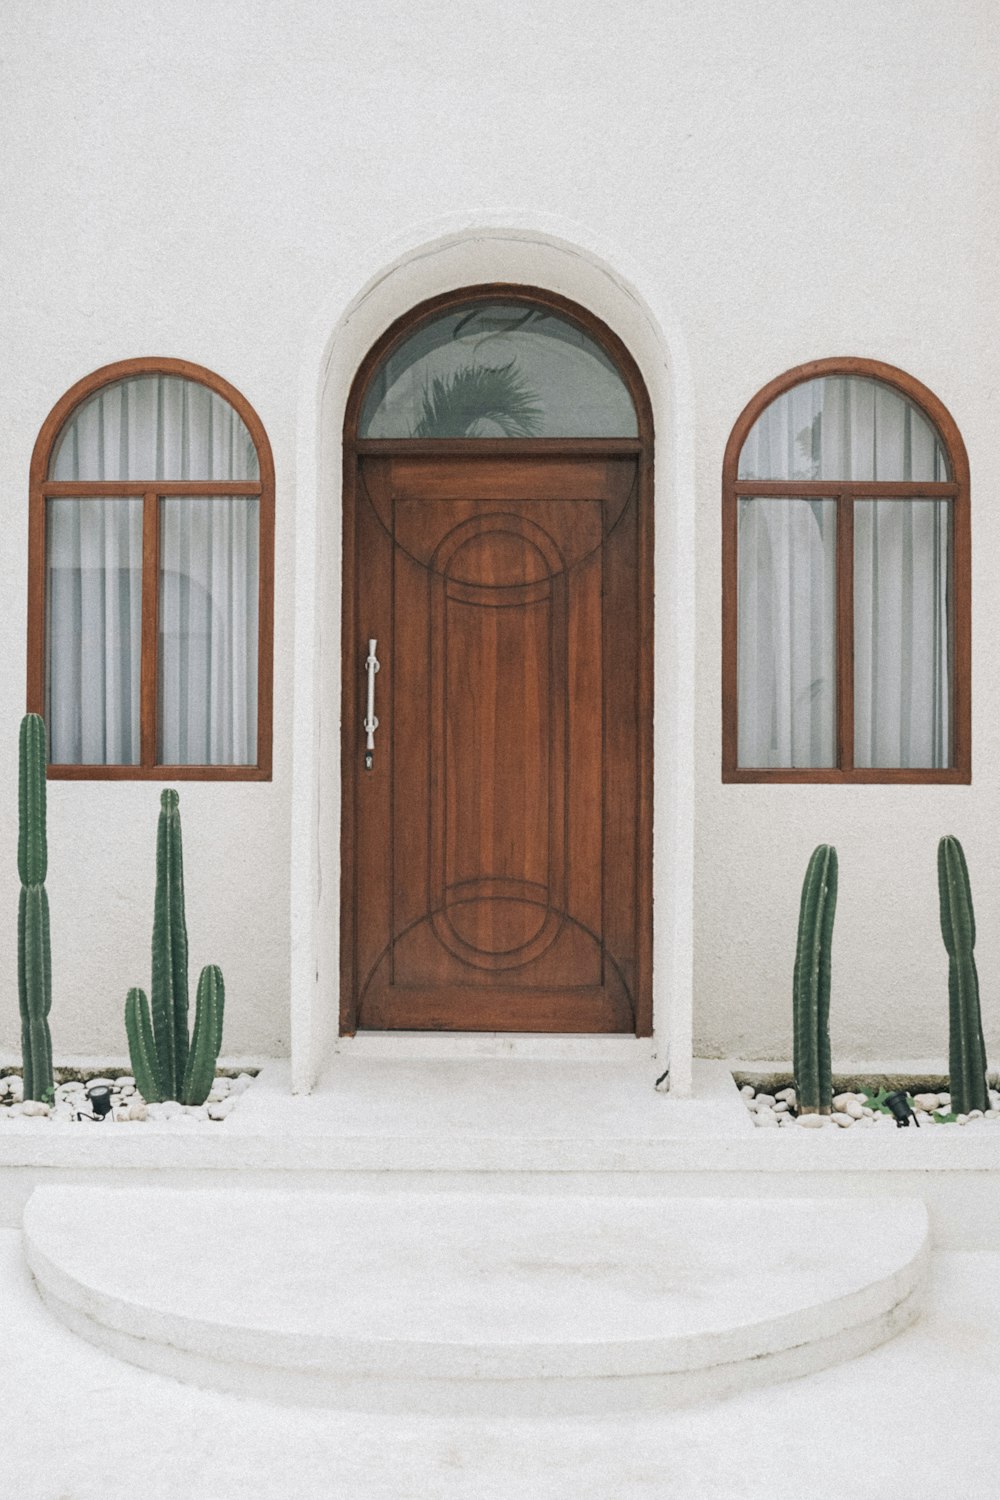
363, 638, 380, 771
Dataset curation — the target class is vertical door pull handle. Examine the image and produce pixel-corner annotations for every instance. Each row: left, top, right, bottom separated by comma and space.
364, 639, 380, 771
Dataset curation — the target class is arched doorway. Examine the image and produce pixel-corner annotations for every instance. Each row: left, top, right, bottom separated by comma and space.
341, 285, 653, 1034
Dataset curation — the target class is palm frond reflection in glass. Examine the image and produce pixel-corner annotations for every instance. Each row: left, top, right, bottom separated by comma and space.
360, 301, 637, 439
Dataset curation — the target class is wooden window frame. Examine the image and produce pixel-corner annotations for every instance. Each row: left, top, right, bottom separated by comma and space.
722, 357, 970, 785
28, 357, 275, 781
340, 283, 656, 1037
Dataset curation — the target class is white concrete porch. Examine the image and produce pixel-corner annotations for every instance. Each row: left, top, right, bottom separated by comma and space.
4, 1052, 998, 1494
10, 1056, 934, 1425
24, 1184, 928, 1415
3, 1056, 1000, 1248
228, 1054, 756, 1155
7, 1231, 1000, 1499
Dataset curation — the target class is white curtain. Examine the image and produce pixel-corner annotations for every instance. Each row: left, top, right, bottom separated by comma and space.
46, 375, 259, 766
49, 374, 258, 482
854, 501, 951, 768
47, 499, 143, 764
739, 376, 950, 483
159, 499, 259, 766
737, 377, 952, 770
738, 500, 837, 768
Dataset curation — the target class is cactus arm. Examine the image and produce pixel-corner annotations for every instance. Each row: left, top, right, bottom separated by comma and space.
150, 789, 189, 1098
17, 714, 53, 1102
793, 844, 837, 1114
180, 966, 224, 1107
939, 835, 988, 1115
125, 987, 165, 1104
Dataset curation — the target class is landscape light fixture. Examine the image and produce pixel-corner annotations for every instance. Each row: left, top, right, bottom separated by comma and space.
883, 1091, 918, 1128
76, 1083, 114, 1123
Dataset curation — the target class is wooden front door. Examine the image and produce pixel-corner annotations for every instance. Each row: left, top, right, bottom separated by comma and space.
342, 449, 651, 1033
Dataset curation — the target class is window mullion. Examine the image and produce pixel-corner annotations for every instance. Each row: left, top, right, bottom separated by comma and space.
836, 493, 855, 772
139, 491, 160, 768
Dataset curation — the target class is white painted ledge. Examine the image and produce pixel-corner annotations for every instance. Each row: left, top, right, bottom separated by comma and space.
333, 1032, 661, 1060
24, 1186, 928, 1415
2, 1060, 999, 1247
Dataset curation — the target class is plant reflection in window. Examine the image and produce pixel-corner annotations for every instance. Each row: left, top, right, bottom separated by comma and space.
411, 360, 543, 438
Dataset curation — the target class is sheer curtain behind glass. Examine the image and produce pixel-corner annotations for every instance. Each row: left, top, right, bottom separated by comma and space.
46, 375, 259, 765
854, 501, 951, 768
738, 500, 837, 767
738, 377, 950, 484
46, 500, 143, 763
49, 375, 259, 482
159, 499, 258, 765
738, 376, 952, 769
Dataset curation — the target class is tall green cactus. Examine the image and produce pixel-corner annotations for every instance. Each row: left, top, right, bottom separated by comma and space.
938, 835, 988, 1115
125, 790, 225, 1105
17, 714, 53, 1103
793, 844, 837, 1115
151, 789, 189, 1100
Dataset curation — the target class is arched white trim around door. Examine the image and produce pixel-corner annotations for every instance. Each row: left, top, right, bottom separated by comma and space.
289, 217, 696, 1093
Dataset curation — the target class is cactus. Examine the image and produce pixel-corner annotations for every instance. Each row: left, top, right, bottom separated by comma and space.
938, 835, 988, 1115
125, 790, 224, 1104
124, 987, 164, 1104
793, 844, 837, 1114
151, 789, 189, 1100
181, 966, 225, 1106
17, 714, 53, 1102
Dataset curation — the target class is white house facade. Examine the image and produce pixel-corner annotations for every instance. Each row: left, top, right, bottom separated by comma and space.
2, 0, 996, 1093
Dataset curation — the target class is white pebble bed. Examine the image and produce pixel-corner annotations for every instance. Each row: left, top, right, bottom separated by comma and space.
741, 1082, 1000, 1129
0, 1070, 256, 1125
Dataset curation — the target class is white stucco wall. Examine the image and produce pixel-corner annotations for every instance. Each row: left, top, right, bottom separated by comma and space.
0, 0, 996, 1073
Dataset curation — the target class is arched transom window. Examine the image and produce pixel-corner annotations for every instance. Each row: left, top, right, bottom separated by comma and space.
722, 359, 969, 783
29, 359, 274, 778
358, 298, 639, 439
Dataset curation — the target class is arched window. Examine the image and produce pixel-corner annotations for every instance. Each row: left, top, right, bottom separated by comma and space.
28, 359, 274, 778
722, 358, 969, 783
357, 296, 639, 438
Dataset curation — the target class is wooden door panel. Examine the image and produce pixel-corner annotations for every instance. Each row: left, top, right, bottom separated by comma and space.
603, 473, 641, 1006
439, 587, 554, 900
384, 457, 619, 504
348, 455, 645, 1033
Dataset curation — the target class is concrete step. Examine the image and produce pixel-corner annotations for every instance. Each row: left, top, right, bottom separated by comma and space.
23, 1185, 928, 1414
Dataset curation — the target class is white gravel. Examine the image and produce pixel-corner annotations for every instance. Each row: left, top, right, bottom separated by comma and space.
740, 1082, 996, 1129
0, 1070, 256, 1127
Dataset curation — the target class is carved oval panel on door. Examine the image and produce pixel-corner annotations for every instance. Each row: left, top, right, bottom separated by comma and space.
428, 513, 566, 972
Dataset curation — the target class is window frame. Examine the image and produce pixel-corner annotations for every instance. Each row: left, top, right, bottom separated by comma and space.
721, 357, 970, 784
28, 357, 275, 780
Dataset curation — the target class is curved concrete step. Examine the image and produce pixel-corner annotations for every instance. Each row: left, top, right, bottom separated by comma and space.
24, 1186, 928, 1414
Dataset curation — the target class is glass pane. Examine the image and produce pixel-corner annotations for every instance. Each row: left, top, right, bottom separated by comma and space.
158, 499, 259, 766
738, 376, 950, 482
46, 499, 143, 765
360, 301, 638, 437
49, 375, 259, 482
854, 500, 952, 768
738, 498, 837, 768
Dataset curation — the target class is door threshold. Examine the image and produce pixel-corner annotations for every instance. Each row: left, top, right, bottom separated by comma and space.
335, 1032, 660, 1061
